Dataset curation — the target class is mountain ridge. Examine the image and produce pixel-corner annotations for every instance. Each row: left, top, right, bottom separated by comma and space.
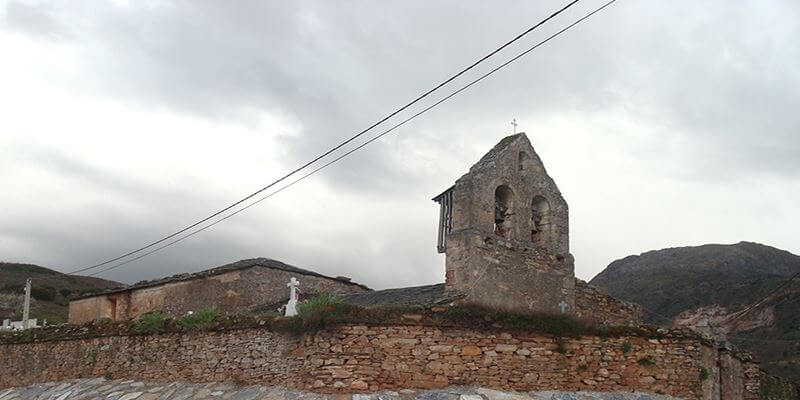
0, 261, 123, 324
590, 241, 800, 385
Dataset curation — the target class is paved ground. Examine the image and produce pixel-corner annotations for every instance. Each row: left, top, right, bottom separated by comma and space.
0, 379, 681, 400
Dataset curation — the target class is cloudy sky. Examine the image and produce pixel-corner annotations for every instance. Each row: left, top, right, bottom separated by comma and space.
1, 0, 798, 290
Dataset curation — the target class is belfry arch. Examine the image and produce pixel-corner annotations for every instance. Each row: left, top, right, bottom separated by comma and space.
494, 185, 514, 239
531, 195, 550, 246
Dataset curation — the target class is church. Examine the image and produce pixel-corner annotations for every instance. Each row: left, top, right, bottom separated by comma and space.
70, 133, 640, 326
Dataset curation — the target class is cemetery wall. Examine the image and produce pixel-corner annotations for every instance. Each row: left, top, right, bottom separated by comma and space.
2, 322, 793, 399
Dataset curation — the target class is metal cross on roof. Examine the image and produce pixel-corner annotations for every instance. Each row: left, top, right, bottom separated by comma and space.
511, 119, 518, 134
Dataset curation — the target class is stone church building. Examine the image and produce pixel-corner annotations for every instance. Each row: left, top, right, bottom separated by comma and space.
433, 133, 573, 315
430, 132, 641, 324
70, 132, 640, 327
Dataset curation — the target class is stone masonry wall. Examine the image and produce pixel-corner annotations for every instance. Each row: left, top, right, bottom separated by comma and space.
445, 230, 575, 316
574, 279, 644, 326
0, 323, 783, 399
69, 266, 368, 324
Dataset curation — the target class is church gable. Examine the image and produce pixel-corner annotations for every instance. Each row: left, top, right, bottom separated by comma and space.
446, 133, 568, 255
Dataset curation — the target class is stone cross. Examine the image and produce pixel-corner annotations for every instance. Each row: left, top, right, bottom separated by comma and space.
285, 277, 300, 317
511, 119, 518, 134
559, 300, 569, 314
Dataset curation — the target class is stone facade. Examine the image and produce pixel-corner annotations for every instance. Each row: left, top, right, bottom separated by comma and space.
574, 279, 644, 326
3, 322, 794, 399
438, 133, 574, 315
68, 259, 368, 324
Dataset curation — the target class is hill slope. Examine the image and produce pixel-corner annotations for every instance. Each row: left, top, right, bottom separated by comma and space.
590, 241, 800, 385
0, 262, 123, 324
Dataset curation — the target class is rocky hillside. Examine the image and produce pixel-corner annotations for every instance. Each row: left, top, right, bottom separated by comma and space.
0, 262, 122, 324
590, 241, 800, 385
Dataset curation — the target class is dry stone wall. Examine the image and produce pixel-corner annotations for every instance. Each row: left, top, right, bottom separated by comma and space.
69, 265, 367, 324
574, 279, 644, 326
2, 323, 790, 399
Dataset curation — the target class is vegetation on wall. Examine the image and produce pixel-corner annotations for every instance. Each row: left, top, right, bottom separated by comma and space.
1, 300, 683, 346
134, 312, 168, 334
179, 308, 218, 330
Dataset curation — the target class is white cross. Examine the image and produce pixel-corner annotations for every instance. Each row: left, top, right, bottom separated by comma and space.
559, 300, 569, 314
285, 277, 300, 317
511, 119, 518, 134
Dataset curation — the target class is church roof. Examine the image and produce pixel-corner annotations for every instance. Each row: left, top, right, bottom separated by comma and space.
342, 283, 458, 307
72, 257, 369, 300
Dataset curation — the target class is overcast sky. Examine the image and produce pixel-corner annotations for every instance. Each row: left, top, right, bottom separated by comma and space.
1, 0, 798, 290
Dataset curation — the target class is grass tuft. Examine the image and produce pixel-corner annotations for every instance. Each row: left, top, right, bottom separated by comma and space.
133, 311, 168, 334
179, 307, 218, 331
621, 340, 632, 353
297, 293, 343, 316
699, 367, 709, 381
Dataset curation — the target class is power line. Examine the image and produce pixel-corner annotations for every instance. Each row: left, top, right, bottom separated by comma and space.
80, 0, 620, 278
725, 272, 800, 328
62, 0, 583, 276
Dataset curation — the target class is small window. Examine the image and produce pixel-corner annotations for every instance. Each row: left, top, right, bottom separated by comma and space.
531, 195, 550, 245
494, 185, 514, 239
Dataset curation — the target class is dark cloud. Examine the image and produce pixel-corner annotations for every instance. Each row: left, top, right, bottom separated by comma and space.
2, 0, 799, 288
8, 0, 798, 182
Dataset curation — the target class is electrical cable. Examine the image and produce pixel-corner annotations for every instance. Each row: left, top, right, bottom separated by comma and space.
81, 0, 620, 278
62, 0, 584, 276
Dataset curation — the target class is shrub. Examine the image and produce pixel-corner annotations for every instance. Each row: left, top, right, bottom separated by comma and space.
30, 286, 56, 301
637, 357, 654, 366
699, 367, 709, 381
273, 295, 360, 335
179, 307, 218, 330
621, 340, 632, 353
59, 288, 72, 298
297, 293, 343, 316
134, 311, 168, 334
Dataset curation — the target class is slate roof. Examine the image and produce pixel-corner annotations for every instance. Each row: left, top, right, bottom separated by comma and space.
342, 283, 459, 307
73, 257, 369, 300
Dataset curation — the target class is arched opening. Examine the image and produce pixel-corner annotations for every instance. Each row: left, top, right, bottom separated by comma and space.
518, 151, 530, 171
494, 185, 514, 238
531, 195, 550, 245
